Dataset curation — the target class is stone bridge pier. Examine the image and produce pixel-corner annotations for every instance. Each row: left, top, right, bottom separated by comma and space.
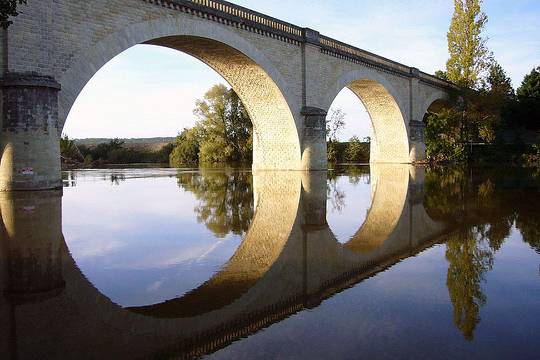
0, 0, 454, 191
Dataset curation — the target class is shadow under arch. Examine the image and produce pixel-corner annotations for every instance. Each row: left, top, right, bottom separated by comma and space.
60, 17, 301, 170
325, 70, 410, 164
423, 97, 454, 122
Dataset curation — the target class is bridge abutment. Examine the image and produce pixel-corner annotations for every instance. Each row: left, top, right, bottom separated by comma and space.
0, 74, 62, 191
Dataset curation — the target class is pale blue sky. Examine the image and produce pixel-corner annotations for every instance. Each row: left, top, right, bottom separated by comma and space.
64, 0, 540, 140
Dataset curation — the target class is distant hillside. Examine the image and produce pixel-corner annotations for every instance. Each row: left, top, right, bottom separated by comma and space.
75, 137, 175, 152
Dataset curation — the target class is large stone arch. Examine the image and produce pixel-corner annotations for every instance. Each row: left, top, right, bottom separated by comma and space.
59, 16, 302, 170
324, 70, 411, 164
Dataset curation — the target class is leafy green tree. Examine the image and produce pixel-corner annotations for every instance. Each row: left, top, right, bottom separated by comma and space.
177, 170, 254, 237
83, 154, 94, 167
195, 84, 252, 164
60, 135, 83, 162
446, 0, 491, 88
435, 70, 449, 81
485, 62, 514, 97
170, 127, 202, 166
515, 67, 540, 130
425, 108, 466, 162
326, 108, 346, 164
517, 67, 540, 99
1, 0, 26, 29
344, 136, 369, 163
154, 143, 175, 164
92, 138, 125, 161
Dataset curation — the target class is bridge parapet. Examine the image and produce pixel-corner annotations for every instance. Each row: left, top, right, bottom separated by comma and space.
144, 0, 455, 90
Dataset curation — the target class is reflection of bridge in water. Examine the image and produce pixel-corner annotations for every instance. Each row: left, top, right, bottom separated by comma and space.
0, 165, 450, 359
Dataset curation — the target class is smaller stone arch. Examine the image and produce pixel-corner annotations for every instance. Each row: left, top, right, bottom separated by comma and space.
416, 90, 452, 123
325, 70, 411, 164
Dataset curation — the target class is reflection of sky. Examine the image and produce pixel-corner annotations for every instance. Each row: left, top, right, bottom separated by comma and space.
211, 229, 540, 360
326, 174, 372, 243
62, 169, 243, 307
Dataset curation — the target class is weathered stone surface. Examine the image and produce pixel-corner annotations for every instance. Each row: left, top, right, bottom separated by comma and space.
0, 0, 452, 189
0, 73, 62, 190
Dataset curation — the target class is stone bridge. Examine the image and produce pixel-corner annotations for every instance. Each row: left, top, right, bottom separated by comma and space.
0, 165, 453, 359
0, 0, 455, 190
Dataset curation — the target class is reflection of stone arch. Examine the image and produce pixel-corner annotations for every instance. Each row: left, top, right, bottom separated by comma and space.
325, 70, 410, 164
0, 169, 452, 359
131, 172, 303, 317
60, 17, 301, 170
344, 165, 411, 253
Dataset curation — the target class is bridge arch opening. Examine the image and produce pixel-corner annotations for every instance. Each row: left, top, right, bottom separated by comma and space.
326, 77, 410, 164
424, 98, 452, 118
62, 32, 302, 170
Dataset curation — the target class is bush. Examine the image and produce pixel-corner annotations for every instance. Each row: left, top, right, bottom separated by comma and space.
344, 136, 369, 163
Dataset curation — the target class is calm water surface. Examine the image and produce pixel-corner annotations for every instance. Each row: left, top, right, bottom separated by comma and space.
2, 165, 540, 359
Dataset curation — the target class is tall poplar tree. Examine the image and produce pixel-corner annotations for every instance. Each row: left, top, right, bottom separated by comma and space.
446, 0, 491, 88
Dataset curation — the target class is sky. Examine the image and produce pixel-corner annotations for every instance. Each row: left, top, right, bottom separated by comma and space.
64, 0, 540, 140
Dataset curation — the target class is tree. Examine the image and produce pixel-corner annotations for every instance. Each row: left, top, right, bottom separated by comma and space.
195, 84, 252, 164
517, 67, 540, 99
92, 138, 125, 161
446, 0, 491, 88
435, 70, 449, 81
512, 67, 540, 130
326, 108, 346, 164
169, 127, 202, 166
425, 108, 466, 162
485, 62, 514, 97
60, 135, 83, 162
344, 136, 369, 163
326, 108, 346, 143
0, 0, 26, 29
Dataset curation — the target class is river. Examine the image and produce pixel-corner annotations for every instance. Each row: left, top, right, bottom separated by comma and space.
1, 165, 539, 359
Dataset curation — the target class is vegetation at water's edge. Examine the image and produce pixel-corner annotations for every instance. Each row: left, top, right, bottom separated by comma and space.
60, 136, 174, 168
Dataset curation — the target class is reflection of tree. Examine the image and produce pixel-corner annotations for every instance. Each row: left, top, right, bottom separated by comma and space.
177, 171, 253, 238
326, 166, 370, 213
515, 200, 540, 254
424, 166, 467, 219
326, 176, 346, 213
446, 229, 494, 341
108, 174, 125, 185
